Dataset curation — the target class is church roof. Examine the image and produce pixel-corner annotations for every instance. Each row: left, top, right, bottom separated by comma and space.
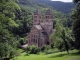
34, 9, 41, 15
35, 25, 42, 30
41, 32, 47, 35
41, 32, 48, 37
45, 9, 52, 15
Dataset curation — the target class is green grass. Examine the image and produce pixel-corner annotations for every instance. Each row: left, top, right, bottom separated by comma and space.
11, 49, 80, 60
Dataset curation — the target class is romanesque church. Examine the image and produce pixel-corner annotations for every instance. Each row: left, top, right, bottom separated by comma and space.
28, 9, 54, 48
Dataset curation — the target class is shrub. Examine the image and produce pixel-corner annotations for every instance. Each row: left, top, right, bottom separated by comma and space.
41, 45, 51, 51
41, 45, 46, 51
25, 45, 40, 54
30, 45, 40, 54
45, 49, 53, 54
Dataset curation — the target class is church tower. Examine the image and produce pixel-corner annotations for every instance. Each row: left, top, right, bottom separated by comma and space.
33, 9, 42, 25
44, 9, 53, 35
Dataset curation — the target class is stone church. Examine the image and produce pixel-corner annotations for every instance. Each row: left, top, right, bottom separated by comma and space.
28, 9, 54, 48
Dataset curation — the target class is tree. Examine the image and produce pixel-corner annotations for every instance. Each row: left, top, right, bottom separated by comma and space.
61, 29, 69, 54
73, 0, 80, 4
50, 21, 74, 53
71, 0, 80, 51
0, 43, 5, 59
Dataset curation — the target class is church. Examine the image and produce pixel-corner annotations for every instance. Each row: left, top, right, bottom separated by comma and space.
28, 9, 54, 48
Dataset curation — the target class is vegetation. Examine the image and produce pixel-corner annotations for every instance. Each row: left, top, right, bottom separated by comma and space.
0, 0, 80, 60
11, 49, 80, 60
71, 0, 80, 51
35, 0, 74, 13
25, 45, 40, 54
50, 21, 74, 53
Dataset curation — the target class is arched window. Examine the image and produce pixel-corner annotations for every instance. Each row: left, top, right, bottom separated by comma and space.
39, 20, 40, 22
51, 16, 53, 18
46, 16, 49, 18
35, 19, 37, 22
36, 39, 37, 43
39, 16, 41, 18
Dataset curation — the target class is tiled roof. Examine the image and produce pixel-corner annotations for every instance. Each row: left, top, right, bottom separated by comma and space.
45, 9, 52, 15
35, 25, 42, 30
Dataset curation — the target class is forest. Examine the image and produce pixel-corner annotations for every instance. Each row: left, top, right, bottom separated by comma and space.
0, 0, 80, 60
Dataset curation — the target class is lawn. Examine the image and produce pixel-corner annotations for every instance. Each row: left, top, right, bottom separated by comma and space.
11, 49, 80, 60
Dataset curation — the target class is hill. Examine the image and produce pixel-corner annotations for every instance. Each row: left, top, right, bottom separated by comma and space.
35, 0, 74, 13
16, 0, 71, 27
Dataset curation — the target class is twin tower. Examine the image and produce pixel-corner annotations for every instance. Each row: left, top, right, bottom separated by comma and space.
33, 9, 53, 35
28, 9, 53, 47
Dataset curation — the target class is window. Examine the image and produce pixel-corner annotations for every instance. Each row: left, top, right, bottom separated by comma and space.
36, 39, 37, 43
34, 35, 35, 37
39, 20, 40, 22
39, 16, 41, 18
35, 19, 37, 22
51, 16, 53, 18
34, 39, 35, 42
36, 35, 37, 38
46, 16, 49, 18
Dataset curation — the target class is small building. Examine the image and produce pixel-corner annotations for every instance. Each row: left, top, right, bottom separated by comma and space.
28, 9, 54, 48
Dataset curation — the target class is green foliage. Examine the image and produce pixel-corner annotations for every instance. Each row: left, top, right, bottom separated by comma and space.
54, 38, 65, 51
0, 0, 73, 59
0, 0, 22, 59
29, 46, 40, 54
50, 21, 74, 53
19, 37, 28, 45
0, 43, 5, 59
73, 0, 79, 4
71, 4, 80, 51
0, 43, 17, 59
25, 46, 40, 54
11, 50, 80, 60
41, 45, 51, 51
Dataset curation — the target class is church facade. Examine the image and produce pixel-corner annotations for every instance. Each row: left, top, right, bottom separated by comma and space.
28, 9, 54, 48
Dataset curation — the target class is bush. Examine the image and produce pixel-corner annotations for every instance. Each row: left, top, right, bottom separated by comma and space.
41, 45, 51, 51
25, 45, 40, 54
30, 45, 40, 54
41, 45, 46, 51
45, 49, 53, 54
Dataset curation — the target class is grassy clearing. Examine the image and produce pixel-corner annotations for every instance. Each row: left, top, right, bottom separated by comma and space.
11, 49, 80, 60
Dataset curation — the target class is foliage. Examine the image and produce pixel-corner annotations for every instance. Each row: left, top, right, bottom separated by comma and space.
25, 45, 40, 54
73, 0, 80, 4
41, 45, 50, 51
0, 43, 5, 59
35, 0, 74, 13
71, 2, 80, 51
0, 43, 17, 59
50, 21, 74, 53
11, 50, 80, 60
19, 37, 28, 45
0, 0, 74, 59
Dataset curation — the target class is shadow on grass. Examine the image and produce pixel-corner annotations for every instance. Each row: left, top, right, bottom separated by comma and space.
49, 51, 80, 58
49, 53, 68, 58
69, 52, 80, 56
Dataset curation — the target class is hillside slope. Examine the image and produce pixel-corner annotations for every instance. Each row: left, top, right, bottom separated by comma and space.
35, 0, 74, 13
